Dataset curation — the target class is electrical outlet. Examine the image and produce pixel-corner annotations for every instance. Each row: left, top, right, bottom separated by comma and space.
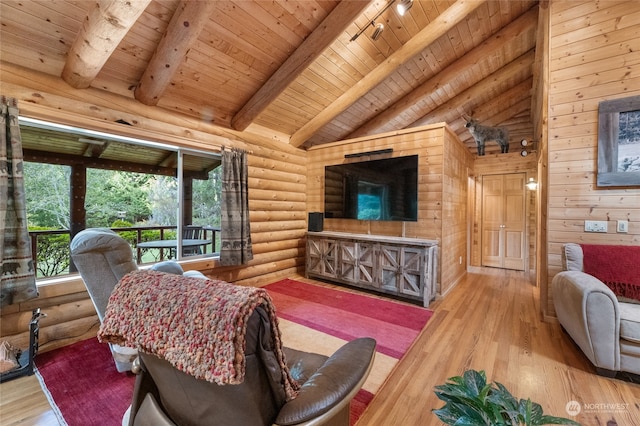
617, 220, 629, 233
585, 220, 608, 233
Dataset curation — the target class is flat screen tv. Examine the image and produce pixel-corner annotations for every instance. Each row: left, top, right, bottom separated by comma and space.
324, 155, 418, 221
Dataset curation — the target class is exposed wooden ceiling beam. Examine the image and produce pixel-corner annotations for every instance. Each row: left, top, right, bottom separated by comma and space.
347, 6, 538, 139
61, 0, 150, 89
82, 141, 109, 158
288, 0, 484, 148
159, 152, 178, 168
1, 61, 296, 154
408, 49, 536, 129
135, 1, 217, 106
230, 0, 374, 132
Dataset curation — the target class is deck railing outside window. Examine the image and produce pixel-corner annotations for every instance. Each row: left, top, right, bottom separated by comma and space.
29, 226, 219, 279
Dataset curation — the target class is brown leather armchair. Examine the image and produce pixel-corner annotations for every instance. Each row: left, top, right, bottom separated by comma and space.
125, 309, 376, 426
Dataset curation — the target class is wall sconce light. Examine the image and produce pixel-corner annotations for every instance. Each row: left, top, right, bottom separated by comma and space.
520, 139, 529, 157
396, 0, 414, 16
526, 177, 538, 190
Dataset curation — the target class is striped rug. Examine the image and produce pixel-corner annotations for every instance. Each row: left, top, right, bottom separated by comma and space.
264, 278, 433, 424
34, 278, 432, 426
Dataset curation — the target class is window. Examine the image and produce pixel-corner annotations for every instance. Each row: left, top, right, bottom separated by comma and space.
20, 118, 222, 278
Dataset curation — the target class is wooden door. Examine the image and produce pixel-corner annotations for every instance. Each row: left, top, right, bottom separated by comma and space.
481, 173, 526, 270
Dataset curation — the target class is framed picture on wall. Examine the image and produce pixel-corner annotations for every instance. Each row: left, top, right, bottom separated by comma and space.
597, 95, 640, 187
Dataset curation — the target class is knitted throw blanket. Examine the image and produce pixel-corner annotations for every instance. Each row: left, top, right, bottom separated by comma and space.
581, 244, 640, 301
98, 270, 299, 400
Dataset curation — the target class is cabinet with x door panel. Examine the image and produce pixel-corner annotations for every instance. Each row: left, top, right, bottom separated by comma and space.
306, 231, 439, 307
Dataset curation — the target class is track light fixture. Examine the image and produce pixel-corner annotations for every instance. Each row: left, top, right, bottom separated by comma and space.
350, 0, 395, 42
396, 0, 413, 16
350, 0, 413, 42
371, 23, 384, 40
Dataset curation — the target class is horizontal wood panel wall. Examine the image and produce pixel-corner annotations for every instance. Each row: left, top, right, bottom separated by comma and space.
306, 124, 473, 296
442, 126, 475, 293
0, 64, 307, 351
544, 0, 640, 316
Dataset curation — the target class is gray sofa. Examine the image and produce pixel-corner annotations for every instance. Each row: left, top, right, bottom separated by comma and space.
552, 243, 640, 377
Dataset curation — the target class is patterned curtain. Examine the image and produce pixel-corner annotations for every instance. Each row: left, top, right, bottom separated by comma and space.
219, 148, 253, 266
1, 97, 38, 307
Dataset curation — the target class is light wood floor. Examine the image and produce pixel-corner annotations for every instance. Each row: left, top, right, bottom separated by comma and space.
2, 268, 640, 425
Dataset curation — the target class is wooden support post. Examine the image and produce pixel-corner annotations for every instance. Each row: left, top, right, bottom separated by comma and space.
69, 165, 87, 272
183, 176, 193, 225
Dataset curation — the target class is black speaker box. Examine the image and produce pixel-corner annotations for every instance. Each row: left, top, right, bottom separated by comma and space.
308, 212, 324, 232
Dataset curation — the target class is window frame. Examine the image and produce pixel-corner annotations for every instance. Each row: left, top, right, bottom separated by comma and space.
19, 117, 222, 280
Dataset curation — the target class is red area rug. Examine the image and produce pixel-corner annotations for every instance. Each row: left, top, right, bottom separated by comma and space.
35, 338, 135, 426
35, 278, 432, 426
264, 278, 433, 359
264, 279, 433, 425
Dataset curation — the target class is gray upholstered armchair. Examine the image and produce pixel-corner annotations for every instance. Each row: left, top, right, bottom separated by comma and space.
70, 228, 206, 372
552, 243, 640, 377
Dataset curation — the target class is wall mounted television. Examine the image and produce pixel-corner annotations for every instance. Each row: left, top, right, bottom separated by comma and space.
324, 155, 418, 221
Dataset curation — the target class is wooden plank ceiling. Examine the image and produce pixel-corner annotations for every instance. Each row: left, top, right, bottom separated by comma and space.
0, 0, 539, 155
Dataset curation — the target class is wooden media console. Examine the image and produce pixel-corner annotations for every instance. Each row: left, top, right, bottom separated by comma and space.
306, 232, 439, 307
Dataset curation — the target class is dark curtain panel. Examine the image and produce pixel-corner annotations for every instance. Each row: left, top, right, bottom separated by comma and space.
219, 148, 253, 266
1, 97, 37, 306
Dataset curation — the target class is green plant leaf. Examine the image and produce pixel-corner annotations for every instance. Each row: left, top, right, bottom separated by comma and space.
433, 405, 488, 425
462, 369, 488, 398
433, 402, 492, 425
490, 382, 519, 411
517, 398, 541, 424
433, 370, 581, 426
434, 371, 504, 425
454, 416, 490, 426
433, 407, 462, 424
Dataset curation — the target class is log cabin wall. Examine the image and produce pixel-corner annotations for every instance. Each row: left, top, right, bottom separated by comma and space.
306, 124, 473, 296
543, 0, 640, 317
0, 64, 307, 351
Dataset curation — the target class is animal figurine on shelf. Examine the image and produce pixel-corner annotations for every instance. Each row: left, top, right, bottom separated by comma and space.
463, 115, 510, 156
